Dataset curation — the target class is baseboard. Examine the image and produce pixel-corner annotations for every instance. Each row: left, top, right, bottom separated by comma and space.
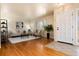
58, 41, 73, 45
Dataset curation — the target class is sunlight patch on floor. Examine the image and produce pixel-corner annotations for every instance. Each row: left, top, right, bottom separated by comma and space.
45, 41, 79, 56
9, 36, 40, 44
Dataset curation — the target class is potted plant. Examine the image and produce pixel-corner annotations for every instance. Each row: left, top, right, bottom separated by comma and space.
44, 24, 53, 39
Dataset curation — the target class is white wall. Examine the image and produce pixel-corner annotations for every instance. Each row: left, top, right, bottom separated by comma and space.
1, 4, 37, 34
1, 4, 16, 33
1, 3, 54, 39
36, 14, 54, 39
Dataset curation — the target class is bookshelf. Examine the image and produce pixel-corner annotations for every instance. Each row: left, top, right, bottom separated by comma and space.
0, 19, 8, 43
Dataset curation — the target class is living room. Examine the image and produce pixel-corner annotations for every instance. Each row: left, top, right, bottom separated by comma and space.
0, 3, 79, 56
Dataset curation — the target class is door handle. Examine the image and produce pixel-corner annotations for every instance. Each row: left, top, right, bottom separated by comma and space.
57, 27, 59, 30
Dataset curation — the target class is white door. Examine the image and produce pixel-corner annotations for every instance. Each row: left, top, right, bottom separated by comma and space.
58, 12, 66, 42
55, 10, 74, 44
74, 9, 79, 45
55, 12, 66, 42
65, 10, 73, 43
55, 12, 61, 41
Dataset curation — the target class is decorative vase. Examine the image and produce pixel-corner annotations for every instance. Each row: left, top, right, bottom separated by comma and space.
47, 32, 50, 39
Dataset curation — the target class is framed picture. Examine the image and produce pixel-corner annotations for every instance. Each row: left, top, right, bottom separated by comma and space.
16, 21, 23, 29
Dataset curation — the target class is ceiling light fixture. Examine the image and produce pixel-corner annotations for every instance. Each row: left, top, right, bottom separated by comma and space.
55, 3, 64, 6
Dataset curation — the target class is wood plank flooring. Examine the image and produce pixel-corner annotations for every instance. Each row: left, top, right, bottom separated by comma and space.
0, 38, 66, 56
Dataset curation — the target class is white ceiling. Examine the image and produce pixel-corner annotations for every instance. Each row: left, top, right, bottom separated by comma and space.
1, 3, 56, 20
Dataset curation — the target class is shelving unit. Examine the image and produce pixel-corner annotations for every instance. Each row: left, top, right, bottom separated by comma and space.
0, 19, 8, 43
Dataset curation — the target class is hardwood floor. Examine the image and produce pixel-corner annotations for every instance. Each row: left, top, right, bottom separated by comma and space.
0, 38, 66, 56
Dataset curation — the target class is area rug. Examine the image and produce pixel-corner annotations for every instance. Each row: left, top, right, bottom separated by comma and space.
8, 36, 40, 44
45, 41, 79, 56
